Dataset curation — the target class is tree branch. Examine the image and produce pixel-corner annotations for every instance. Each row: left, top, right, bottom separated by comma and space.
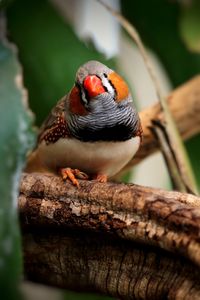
19, 173, 200, 299
126, 75, 200, 169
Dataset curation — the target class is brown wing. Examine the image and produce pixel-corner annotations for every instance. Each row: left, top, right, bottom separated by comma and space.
38, 95, 70, 144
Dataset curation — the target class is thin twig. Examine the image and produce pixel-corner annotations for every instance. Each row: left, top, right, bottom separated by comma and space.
151, 120, 191, 193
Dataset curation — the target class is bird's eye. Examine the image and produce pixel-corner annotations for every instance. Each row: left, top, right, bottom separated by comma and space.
107, 72, 129, 102
83, 75, 106, 98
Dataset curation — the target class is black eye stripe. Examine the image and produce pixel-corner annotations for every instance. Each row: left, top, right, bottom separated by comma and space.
109, 79, 116, 94
103, 85, 108, 92
75, 81, 89, 106
103, 73, 117, 97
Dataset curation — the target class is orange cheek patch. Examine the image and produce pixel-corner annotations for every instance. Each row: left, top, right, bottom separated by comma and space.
69, 86, 88, 116
108, 72, 129, 102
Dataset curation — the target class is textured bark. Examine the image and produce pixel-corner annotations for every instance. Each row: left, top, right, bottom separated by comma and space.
126, 75, 200, 168
23, 232, 200, 300
19, 173, 200, 299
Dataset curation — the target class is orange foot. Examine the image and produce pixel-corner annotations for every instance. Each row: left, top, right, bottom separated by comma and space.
59, 168, 89, 188
92, 174, 108, 183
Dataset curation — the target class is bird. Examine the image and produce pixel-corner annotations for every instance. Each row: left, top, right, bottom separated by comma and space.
26, 60, 142, 187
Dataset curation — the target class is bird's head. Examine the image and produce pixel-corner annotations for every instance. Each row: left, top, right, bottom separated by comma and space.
68, 60, 132, 115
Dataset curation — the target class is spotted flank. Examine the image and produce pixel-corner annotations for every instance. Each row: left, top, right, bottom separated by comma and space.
42, 116, 69, 145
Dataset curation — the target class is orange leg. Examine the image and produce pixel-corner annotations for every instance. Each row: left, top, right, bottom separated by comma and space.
92, 174, 108, 183
59, 168, 89, 188
60, 168, 79, 187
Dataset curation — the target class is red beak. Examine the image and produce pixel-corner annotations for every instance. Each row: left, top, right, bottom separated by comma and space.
83, 75, 105, 98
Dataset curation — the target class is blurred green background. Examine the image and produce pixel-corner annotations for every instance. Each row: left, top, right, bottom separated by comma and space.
0, 0, 199, 299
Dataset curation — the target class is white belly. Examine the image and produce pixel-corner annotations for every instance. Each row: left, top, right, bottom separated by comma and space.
37, 137, 140, 177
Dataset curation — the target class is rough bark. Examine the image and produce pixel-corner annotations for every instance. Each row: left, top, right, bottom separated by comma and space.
126, 75, 200, 168
19, 173, 200, 299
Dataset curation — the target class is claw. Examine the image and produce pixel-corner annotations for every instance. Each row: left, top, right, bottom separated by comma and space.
60, 167, 80, 187
93, 174, 108, 183
59, 167, 89, 187
74, 169, 89, 180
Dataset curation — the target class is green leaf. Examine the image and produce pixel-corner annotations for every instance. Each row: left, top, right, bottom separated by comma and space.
0, 21, 35, 299
179, 1, 200, 53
